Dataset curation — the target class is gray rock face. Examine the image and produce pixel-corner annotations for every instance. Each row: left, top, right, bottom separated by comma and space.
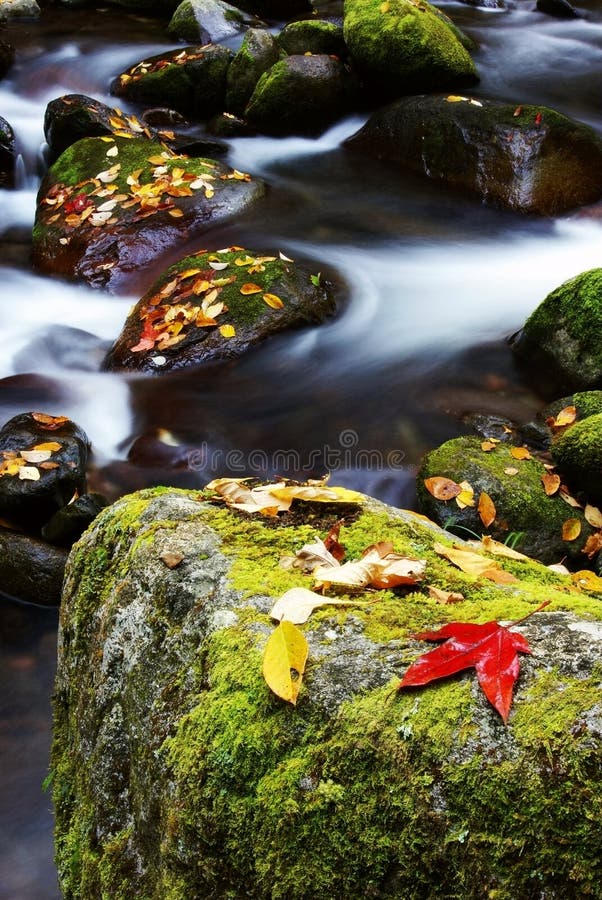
167, 0, 260, 44
346, 95, 602, 216
52, 487, 602, 899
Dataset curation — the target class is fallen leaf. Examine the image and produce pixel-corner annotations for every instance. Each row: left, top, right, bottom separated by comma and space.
240, 283, 262, 295
313, 549, 425, 591
280, 537, 341, 573
559, 487, 582, 508
455, 481, 475, 509
584, 504, 602, 528
424, 476, 461, 501
546, 405, 577, 429
159, 550, 184, 569
510, 447, 532, 460
571, 570, 602, 593
31, 413, 70, 430
219, 324, 236, 338
479, 535, 528, 561
263, 293, 284, 309
324, 520, 345, 561
20, 449, 52, 463
582, 532, 602, 559
504, 467, 519, 476
398, 619, 533, 722
434, 542, 518, 584
478, 491, 496, 528
513, 105, 523, 117
168, 208, 184, 218
548, 562, 570, 575
428, 585, 464, 604
262, 620, 308, 705
18, 466, 40, 481
562, 518, 582, 541
541, 473, 561, 496
269, 587, 368, 625
534, 112, 543, 125
481, 440, 497, 452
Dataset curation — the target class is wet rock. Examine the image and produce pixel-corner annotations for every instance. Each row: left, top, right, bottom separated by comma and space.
0, 412, 89, 531
346, 96, 602, 216
245, 54, 357, 136
127, 428, 195, 469
0, 38, 15, 79
343, 0, 477, 96
277, 18, 346, 56
456, 0, 505, 7
511, 269, 602, 393
523, 391, 602, 450
416, 434, 592, 563
225, 27, 280, 116
0, 527, 67, 605
234, 0, 310, 15
0, 0, 40, 19
32, 136, 265, 291
41, 492, 108, 547
167, 0, 261, 43
0, 374, 72, 414
140, 107, 188, 128
550, 413, 602, 506
52, 487, 602, 899
0, 115, 14, 188
206, 111, 254, 136
536, 0, 578, 17
13, 325, 111, 373
112, 44, 232, 120
103, 246, 341, 372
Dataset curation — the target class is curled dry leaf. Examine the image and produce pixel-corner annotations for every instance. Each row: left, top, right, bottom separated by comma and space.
427, 585, 464, 604
280, 537, 340, 573
262, 620, 308, 705
424, 476, 460, 501
324, 520, 345, 561
481, 440, 497, 452
478, 491, 496, 528
205, 478, 363, 516
546, 405, 577, 430
584, 504, 602, 528
548, 562, 570, 575
562, 518, 582, 542
541, 473, 561, 496
559, 487, 582, 508
269, 587, 369, 625
582, 532, 602, 559
32, 413, 70, 429
313, 547, 426, 591
479, 535, 528, 561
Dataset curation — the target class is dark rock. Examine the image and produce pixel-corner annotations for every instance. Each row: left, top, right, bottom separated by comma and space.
343, 0, 477, 96
536, 0, 579, 17
13, 325, 111, 373
140, 107, 188, 128
0, 115, 14, 188
32, 136, 265, 291
206, 111, 254, 136
551, 413, 602, 505
245, 54, 357, 136
112, 44, 232, 120
167, 0, 262, 43
51, 487, 602, 899
103, 246, 342, 372
416, 434, 593, 563
0, 374, 72, 412
233, 0, 310, 15
127, 429, 194, 469
41, 492, 108, 547
523, 392, 602, 450
456, 0, 505, 7
277, 18, 346, 56
0, 412, 89, 531
0, 38, 15, 79
0, 527, 67, 605
346, 96, 602, 216
511, 269, 602, 392
225, 27, 280, 116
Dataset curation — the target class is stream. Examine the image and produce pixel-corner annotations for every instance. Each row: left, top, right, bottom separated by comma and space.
1, 2, 602, 896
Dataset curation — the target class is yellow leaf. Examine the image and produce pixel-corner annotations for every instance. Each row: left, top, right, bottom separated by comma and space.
424, 476, 461, 501
562, 518, 582, 541
270, 484, 363, 504
168, 208, 184, 218
546, 405, 577, 429
433, 542, 518, 584
147, 154, 168, 165
571, 570, 602, 593
481, 440, 497, 452
270, 587, 368, 625
480, 535, 528, 561
32, 442, 61, 452
455, 480, 475, 509
262, 620, 308, 705
263, 293, 284, 309
541, 473, 561, 496
240, 283, 262, 295
510, 446, 532, 460
584, 503, 602, 528
446, 95, 467, 103
219, 324, 235, 338
478, 491, 496, 528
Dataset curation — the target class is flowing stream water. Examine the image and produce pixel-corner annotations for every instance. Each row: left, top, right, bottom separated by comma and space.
1, 3, 602, 896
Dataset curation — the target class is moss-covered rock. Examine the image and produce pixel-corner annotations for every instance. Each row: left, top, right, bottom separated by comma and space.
511, 269, 602, 392
32, 136, 265, 291
167, 0, 257, 44
52, 487, 602, 899
112, 44, 232, 119
524, 391, 602, 449
346, 96, 602, 216
416, 435, 593, 563
343, 0, 477, 95
225, 27, 281, 116
245, 54, 356, 136
103, 246, 342, 372
551, 413, 602, 505
277, 18, 346, 56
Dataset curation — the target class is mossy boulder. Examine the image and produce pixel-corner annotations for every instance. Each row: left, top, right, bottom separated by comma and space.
551, 413, 602, 505
52, 486, 602, 899
0, 114, 14, 188
245, 54, 357, 136
32, 136, 265, 291
103, 246, 341, 372
345, 95, 602, 216
417, 435, 593, 564
343, 0, 477, 95
167, 0, 258, 44
225, 27, 281, 116
511, 269, 602, 393
277, 18, 346, 56
112, 44, 232, 119
524, 391, 602, 449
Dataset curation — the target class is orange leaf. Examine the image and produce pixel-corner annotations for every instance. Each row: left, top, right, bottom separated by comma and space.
481, 440, 497, 452
31, 413, 70, 430
562, 518, 582, 541
424, 476, 461, 501
240, 283, 262, 295
478, 491, 496, 528
546, 405, 577, 430
263, 293, 284, 309
168, 208, 184, 218
510, 446, 532, 460
541, 473, 561, 496
582, 533, 602, 559
32, 441, 61, 452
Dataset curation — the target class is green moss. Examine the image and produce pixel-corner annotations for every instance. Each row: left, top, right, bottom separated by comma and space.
277, 20, 346, 56
226, 28, 281, 114
552, 412, 602, 503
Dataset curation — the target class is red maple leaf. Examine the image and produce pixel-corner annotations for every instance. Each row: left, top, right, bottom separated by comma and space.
398, 603, 549, 722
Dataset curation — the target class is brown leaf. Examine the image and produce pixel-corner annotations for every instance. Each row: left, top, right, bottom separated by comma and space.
481, 440, 497, 452
433, 542, 518, 584
582, 532, 602, 559
31, 413, 70, 430
159, 550, 184, 569
428, 585, 464, 604
562, 518, 582, 541
478, 491, 496, 528
240, 283, 262, 295
541, 473, 561, 496
424, 476, 461, 501
546, 405, 577, 430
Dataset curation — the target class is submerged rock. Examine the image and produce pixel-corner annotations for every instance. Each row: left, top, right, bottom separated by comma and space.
52, 487, 602, 898
511, 269, 602, 393
343, 0, 478, 95
225, 27, 280, 116
112, 44, 232, 119
32, 136, 265, 290
245, 54, 357, 136
416, 434, 592, 563
345, 96, 602, 216
167, 0, 260, 43
103, 246, 341, 372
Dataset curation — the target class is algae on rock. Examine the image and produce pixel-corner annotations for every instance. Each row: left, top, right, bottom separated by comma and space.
52, 487, 602, 899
